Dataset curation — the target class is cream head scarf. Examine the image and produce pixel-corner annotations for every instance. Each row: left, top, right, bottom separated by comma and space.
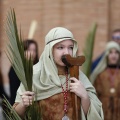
16, 27, 78, 101
90, 41, 120, 84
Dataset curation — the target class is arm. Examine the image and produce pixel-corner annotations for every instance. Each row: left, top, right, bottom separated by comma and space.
79, 71, 104, 120
69, 77, 90, 115
13, 102, 26, 118
13, 91, 34, 118
81, 92, 90, 115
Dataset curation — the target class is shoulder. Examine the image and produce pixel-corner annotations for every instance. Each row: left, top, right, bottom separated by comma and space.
33, 62, 41, 74
97, 69, 108, 77
79, 71, 90, 83
79, 71, 95, 92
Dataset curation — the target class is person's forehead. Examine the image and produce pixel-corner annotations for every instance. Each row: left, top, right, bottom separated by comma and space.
109, 48, 119, 51
113, 32, 120, 36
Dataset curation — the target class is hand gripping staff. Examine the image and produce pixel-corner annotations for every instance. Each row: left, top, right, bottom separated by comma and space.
62, 54, 85, 120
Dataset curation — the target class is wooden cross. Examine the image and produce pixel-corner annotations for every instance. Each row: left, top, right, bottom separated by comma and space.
61, 54, 85, 120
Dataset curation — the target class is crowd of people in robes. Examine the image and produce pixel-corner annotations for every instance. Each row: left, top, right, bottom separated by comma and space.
1, 27, 120, 120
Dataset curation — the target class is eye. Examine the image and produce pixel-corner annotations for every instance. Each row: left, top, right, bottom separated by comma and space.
57, 46, 63, 49
69, 46, 73, 50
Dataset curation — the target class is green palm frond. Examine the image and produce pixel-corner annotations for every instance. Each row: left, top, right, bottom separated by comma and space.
3, 95, 41, 120
3, 9, 42, 120
5, 8, 33, 91
82, 23, 97, 77
25, 101, 42, 120
2, 97, 22, 120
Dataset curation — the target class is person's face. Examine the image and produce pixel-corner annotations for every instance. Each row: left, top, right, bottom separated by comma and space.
25, 43, 37, 61
53, 40, 74, 67
108, 48, 119, 65
112, 32, 120, 45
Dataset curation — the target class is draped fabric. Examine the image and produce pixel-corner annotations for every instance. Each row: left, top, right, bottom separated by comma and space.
16, 27, 78, 100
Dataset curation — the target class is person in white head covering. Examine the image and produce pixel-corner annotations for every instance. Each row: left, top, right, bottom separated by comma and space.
13, 27, 103, 120
90, 41, 120, 120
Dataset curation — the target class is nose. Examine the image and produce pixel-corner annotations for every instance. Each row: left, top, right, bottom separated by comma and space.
30, 51, 34, 56
64, 48, 69, 55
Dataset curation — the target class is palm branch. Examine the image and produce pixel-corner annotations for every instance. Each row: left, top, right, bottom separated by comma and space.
82, 23, 97, 78
3, 95, 41, 120
3, 8, 41, 120
2, 96, 22, 120
5, 8, 33, 91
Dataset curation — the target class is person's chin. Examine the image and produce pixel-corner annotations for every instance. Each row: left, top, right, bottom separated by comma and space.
56, 63, 66, 67
60, 63, 66, 67
61, 64, 66, 67
111, 62, 118, 65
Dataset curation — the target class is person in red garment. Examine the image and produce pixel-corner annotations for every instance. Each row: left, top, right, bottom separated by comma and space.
13, 27, 103, 120
90, 41, 120, 120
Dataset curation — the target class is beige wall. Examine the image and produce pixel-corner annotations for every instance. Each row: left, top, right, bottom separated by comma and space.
1, 0, 120, 81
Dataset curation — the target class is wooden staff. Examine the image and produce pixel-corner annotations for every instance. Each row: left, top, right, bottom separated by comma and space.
61, 54, 85, 120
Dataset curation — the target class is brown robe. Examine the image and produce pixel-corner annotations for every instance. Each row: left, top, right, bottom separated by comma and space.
94, 67, 120, 120
39, 92, 74, 120
13, 92, 74, 120
14, 71, 104, 120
